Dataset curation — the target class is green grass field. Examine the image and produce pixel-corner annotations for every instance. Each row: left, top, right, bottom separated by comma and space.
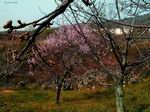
0, 78, 150, 112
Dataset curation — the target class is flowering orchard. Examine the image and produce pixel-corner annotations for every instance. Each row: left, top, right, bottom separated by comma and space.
26, 24, 120, 103
28, 24, 116, 73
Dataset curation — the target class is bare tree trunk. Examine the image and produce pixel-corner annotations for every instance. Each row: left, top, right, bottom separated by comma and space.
56, 84, 62, 104
55, 67, 72, 104
5, 75, 9, 90
115, 80, 125, 112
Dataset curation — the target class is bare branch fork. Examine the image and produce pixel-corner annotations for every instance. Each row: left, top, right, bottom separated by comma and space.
3, 0, 93, 61
78, 6, 150, 28
4, 0, 73, 60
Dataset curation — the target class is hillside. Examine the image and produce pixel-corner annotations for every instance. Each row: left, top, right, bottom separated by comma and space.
122, 13, 150, 25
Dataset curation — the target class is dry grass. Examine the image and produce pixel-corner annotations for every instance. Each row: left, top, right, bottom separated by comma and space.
0, 78, 150, 112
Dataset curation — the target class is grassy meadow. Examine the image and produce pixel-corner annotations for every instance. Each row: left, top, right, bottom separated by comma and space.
0, 78, 150, 112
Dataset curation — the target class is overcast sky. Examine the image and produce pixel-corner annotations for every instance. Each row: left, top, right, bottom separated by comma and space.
0, 0, 114, 31
0, 0, 57, 31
